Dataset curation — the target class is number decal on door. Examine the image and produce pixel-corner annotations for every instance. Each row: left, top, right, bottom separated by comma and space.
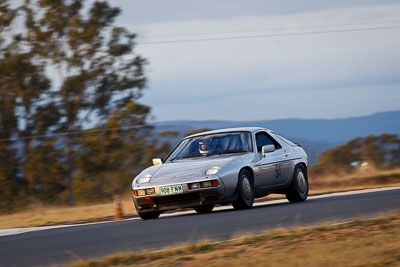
275, 164, 281, 178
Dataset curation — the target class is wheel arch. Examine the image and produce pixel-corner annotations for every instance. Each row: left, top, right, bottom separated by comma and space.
232, 166, 255, 209
296, 162, 308, 175
285, 162, 308, 188
240, 166, 254, 186
285, 161, 309, 202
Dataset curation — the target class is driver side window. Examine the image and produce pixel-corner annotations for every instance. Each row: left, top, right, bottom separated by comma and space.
255, 132, 281, 153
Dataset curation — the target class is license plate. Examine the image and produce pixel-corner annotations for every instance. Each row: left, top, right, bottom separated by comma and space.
160, 184, 183, 195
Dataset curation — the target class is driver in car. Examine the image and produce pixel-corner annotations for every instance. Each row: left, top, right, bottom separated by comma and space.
199, 138, 213, 155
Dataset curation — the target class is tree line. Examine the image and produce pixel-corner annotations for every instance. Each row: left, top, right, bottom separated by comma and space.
310, 133, 400, 176
0, 0, 174, 212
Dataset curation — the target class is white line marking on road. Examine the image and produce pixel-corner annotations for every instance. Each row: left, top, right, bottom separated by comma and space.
1, 186, 399, 237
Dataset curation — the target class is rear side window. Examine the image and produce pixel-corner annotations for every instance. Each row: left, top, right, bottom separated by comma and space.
273, 133, 297, 147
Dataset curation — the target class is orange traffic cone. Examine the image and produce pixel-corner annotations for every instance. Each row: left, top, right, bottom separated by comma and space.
114, 195, 123, 220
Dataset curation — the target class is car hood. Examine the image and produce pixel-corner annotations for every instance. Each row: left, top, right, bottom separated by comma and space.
154, 157, 233, 181
136, 155, 240, 186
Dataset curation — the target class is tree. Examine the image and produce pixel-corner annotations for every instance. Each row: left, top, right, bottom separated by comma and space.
22, 0, 147, 205
310, 134, 400, 177
0, 0, 25, 211
23, 140, 66, 203
0, 0, 161, 209
73, 101, 152, 202
1, 0, 69, 210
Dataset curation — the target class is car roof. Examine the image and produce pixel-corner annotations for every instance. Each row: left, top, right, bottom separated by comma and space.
185, 127, 271, 139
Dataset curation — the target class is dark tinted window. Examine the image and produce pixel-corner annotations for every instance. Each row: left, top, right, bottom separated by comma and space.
255, 132, 282, 152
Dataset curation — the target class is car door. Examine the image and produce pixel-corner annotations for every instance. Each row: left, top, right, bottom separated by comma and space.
253, 131, 291, 189
270, 133, 295, 185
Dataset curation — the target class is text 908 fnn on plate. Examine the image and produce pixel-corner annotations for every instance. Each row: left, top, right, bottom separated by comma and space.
160, 185, 184, 195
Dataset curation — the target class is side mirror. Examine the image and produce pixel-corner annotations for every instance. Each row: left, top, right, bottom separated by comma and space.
152, 158, 163, 166
262, 145, 275, 157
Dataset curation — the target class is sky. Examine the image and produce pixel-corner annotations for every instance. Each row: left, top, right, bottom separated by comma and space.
111, 0, 400, 122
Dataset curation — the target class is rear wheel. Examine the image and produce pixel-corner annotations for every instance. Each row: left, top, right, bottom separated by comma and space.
194, 204, 214, 214
137, 211, 160, 220
232, 169, 254, 210
286, 166, 309, 203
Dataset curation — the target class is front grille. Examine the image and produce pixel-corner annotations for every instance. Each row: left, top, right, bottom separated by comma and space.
153, 193, 200, 208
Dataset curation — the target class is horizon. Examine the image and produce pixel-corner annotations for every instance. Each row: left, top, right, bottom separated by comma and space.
149, 109, 400, 123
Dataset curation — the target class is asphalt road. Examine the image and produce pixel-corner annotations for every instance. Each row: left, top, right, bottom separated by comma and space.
1, 187, 400, 267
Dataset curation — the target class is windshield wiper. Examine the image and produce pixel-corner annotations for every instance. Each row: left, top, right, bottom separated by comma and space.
181, 153, 204, 159
217, 149, 247, 155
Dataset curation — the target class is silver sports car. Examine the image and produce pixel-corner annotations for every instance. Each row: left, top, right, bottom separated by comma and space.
132, 127, 309, 220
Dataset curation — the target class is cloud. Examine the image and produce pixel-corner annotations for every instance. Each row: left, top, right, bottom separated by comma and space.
116, 0, 400, 24
115, 2, 400, 121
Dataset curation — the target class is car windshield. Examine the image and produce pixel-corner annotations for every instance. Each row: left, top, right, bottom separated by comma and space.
166, 132, 253, 162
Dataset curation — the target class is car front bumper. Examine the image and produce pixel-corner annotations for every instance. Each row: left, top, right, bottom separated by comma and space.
132, 179, 225, 213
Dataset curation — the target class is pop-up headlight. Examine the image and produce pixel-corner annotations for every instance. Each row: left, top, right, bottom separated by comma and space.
205, 166, 221, 176
137, 174, 152, 184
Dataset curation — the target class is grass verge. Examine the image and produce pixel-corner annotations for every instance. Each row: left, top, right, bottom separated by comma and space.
1, 169, 400, 229
0, 198, 137, 229
71, 212, 400, 267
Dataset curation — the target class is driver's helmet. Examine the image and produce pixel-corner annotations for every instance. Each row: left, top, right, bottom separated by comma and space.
199, 138, 213, 155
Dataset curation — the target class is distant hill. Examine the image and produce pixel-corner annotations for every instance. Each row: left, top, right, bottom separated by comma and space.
152, 110, 400, 165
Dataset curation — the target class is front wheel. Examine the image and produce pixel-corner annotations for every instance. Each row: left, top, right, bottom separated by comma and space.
194, 204, 214, 214
232, 169, 254, 210
137, 211, 160, 220
286, 166, 309, 203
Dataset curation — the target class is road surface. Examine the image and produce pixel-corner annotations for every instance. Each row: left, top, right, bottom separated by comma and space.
1, 187, 399, 266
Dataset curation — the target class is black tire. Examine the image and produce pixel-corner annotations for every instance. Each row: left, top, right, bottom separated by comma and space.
286, 165, 309, 203
194, 204, 214, 214
232, 169, 254, 210
137, 211, 160, 220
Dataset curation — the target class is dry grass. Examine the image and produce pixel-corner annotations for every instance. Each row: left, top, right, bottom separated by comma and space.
1, 169, 400, 230
255, 168, 400, 202
310, 168, 400, 189
71, 212, 400, 267
0, 197, 137, 229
